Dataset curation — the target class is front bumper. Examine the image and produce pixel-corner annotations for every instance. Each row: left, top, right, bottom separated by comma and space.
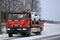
7, 28, 28, 34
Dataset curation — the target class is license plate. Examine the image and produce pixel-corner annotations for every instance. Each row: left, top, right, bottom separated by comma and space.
17, 29, 21, 30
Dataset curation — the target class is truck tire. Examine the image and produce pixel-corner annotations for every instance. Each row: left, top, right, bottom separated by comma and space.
27, 28, 31, 36
21, 28, 31, 37
8, 33, 13, 37
21, 32, 31, 37
21, 33, 25, 36
34, 28, 42, 35
35, 31, 41, 35
26, 30, 31, 36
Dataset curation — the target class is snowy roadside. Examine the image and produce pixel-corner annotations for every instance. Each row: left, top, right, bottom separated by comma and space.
13, 33, 60, 40
0, 23, 60, 40
13, 23, 60, 40
0, 32, 60, 40
44, 23, 57, 25
0, 34, 8, 39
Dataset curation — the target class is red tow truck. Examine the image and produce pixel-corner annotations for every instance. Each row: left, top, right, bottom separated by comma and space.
6, 10, 44, 37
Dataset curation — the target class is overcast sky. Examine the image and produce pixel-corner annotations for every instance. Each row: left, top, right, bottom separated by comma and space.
40, 0, 60, 21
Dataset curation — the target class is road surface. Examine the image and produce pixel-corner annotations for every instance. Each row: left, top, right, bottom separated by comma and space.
34, 34, 60, 40
0, 23, 60, 40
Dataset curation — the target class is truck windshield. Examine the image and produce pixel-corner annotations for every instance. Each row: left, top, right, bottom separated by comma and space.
8, 13, 26, 20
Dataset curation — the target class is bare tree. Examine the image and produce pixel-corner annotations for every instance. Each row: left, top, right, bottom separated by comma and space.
1, 0, 41, 12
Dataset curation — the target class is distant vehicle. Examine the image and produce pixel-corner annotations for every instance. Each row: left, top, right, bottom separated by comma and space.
6, 10, 44, 37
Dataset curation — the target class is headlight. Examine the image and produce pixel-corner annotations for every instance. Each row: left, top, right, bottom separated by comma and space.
23, 28, 26, 30
7, 28, 10, 30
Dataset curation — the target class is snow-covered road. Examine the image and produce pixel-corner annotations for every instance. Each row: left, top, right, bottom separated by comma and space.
0, 23, 60, 40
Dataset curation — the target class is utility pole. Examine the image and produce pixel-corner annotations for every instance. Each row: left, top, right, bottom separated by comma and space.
0, 11, 2, 34
0, 0, 2, 34
0, 10, 2, 34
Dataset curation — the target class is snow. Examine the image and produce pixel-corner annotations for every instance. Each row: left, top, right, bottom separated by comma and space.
13, 23, 60, 40
13, 33, 60, 40
0, 34, 8, 40
0, 23, 60, 40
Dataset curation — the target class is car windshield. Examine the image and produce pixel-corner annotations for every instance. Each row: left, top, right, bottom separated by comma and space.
8, 13, 26, 20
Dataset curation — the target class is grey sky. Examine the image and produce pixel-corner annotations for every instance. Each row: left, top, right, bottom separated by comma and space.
40, 0, 60, 21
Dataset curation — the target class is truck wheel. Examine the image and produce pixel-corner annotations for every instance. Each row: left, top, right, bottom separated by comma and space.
35, 32, 41, 35
26, 28, 31, 36
21, 28, 31, 37
21, 33, 26, 36
21, 33, 31, 37
26, 31, 31, 36
26, 29, 31, 36
8, 33, 13, 37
